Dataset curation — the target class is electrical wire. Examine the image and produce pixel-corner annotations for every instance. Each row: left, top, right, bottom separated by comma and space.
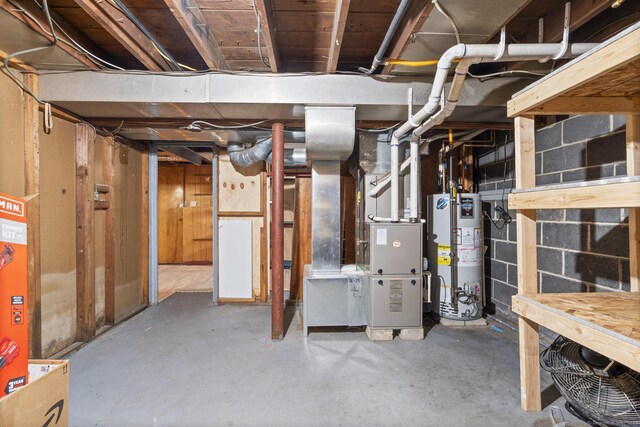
185, 119, 271, 130
1, 0, 57, 131
251, 0, 271, 69
356, 121, 403, 132
467, 69, 547, 79
432, 0, 461, 45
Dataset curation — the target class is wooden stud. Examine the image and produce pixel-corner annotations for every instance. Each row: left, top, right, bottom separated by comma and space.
163, 0, 229, 70
515, 96, 640, 116
103, 138, 116, 324
141, 150, 150, 306
514, 116, 541, 411
380, 1, 433, 75
326, 0, 351, 73
73, 0, 170, 71
628, 114, 640, 292
75, 123, 96, 342
23, 73, 42, 359
260, 226, 268, 302
254, 0, 280, 72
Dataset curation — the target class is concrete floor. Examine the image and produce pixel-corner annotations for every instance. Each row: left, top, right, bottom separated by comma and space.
69, 293, 585, 427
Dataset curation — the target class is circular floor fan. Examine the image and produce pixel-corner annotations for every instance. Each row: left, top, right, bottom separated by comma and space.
541, 336, 640, 426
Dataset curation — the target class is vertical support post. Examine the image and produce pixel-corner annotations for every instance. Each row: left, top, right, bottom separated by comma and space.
75, 123, 96, 342
271, 123, 285, 340
103, 138, 116, 324
23, 73, 41, 358
148, 144, 159, 306
627, 114, 640, 292
212, 144, 219, 305
141, 150, 149, 306
514, 116, 541, 411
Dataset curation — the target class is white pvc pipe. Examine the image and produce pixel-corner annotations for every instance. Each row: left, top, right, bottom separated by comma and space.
410, 134, 419, 219
390, 134, 400, 222
386, 41, 597, 221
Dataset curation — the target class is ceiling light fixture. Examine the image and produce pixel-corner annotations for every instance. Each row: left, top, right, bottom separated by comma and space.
611, 0, 625, 8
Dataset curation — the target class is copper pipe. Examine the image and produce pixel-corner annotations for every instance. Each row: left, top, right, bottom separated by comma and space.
271, 123, 285, 340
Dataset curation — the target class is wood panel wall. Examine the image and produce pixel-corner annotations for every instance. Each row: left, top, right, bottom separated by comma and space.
158, 165, 184, 263
0, 70, 147, 357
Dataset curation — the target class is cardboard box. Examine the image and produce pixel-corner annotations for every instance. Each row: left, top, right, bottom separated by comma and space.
0, 192, 29, 397
0, 360, 69, 427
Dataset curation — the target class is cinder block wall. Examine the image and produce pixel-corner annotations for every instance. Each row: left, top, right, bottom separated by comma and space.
476, 115, 629, 323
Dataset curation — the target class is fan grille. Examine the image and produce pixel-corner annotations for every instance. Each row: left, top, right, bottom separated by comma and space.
541, 337, 640, 426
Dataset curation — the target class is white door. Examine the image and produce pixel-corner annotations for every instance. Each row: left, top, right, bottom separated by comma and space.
219, 219, 253, 299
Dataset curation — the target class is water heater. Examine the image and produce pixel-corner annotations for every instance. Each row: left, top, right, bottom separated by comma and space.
427, 193, 483, 320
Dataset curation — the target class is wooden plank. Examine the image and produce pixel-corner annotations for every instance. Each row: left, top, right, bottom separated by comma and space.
75, 123, 95, 342
512, 293, 640, 372
73, 0, 170, 71
508, 27, 640, 117
289, 177, 311, 301
513, 116, 540, 412
514, 96, 640, 116
254, 0, 280, 72
163, 0, 229, 70
326, 0, 351, 73
381, 1, 433, 75
628, 114, 640, 292
509, 181, 640, 209
23, 73, 42, 359
140, 150, 149, 306
103, 139, 116, 324
341, 176, 356, 264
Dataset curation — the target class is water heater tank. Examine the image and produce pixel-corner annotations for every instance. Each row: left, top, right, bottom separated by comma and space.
427, 193, 484, 320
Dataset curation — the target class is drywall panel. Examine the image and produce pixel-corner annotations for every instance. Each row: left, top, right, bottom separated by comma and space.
0, 71, 25, 196
39, 115, 77, 357
218, 154, 262, 213
158, 165, 184, 264
219, 219, 252, 299
94, 137, 106, 329
114, 145, 144, 320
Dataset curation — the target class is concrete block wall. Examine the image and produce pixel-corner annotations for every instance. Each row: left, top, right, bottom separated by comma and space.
477, 115, 629, 323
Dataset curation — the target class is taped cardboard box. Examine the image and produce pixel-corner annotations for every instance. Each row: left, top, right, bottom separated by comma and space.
0, 360, 69, 427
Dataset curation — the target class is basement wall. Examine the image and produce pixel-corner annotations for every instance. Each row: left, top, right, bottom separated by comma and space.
477, 115, 630, 325
0, 70, 147, 356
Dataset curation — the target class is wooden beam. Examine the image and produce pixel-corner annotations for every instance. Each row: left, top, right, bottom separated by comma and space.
254, 0, 280, 72
628, 114, 640, 292
73, 0, 170, 71
103, 138, 116, 324
162, 0, 229, 70
507, 27, 640, 117
509, 180, 640, 210
75, 123, 96, 342
326, 0, 351, 73
23, 73, 42, 359
513, 96, 640, 116
513, 116, 541, 412
289, 177, 311, 301
0, 0, 97, 69
381, 1, 433, 75
160, 146, 208, 165
141, 150, 150, 306
507, 0, 611, 71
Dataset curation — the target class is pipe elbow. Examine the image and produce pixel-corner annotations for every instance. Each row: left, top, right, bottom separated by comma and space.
438, 44, 466, 68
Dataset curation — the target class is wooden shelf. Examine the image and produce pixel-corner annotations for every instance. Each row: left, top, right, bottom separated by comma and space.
508, 23, 640, 117
512, 292, 640, 371
508, 177, 640, 209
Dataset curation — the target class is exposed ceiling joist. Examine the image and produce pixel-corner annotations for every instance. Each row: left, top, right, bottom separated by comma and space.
163, 0, 229, 71
508, 0, 610, 70
159, 146, 209, 165
254, 0, 280, 72
0, 0, 97, 69
381, 0, 434, 75
326, 0, 351, 74
73, 0, 171, 71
